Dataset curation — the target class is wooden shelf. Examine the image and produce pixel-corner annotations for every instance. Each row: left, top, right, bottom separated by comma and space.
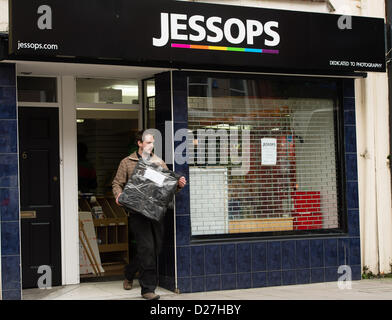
93, 218, 127, 227
79, 195, 129, 278
98, 243, 128, 253
229, 217, 294, 233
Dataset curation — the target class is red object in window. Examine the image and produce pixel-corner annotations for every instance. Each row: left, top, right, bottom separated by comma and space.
292, 191, 322, 230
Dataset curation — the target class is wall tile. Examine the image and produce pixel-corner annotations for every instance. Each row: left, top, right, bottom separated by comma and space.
345, 154, 358, 181
221, 244, 236, 274
172, 72, 187, 92
0, 64, 16, 86
176, 215, 190, 246
349, 238, 361, 265
237, 243, 251, 273
2, 289, 21, 300
344, 126, 357, 153
348, 210, 360, 237
344, 110, 355, 125
252, 242, 266, 272
282, 270, 296, 285
267, 271, 282, 287
311, 268, 325, 283
206, 275, 221, 291
338, 238, 350, 266
0, 87, 17, 119
1, 256, 21, 291
172, 94, 188, 123
1, 221, 20, 255
222, 274, 236, 290
281, 241, 295, 270
343, 79, 355, 98
296, 269, 311, 284
155, 106, 172, 125
0, 120, 17, 153
346, 181, 359, 209
324, 239, 338, 267
177, 277, 191, 293
191, 246, 204, 276
325, 266, 339, 282
0, 188, 19, 222
175, 186, 190, 216
205, 245, 220, 275
174, 162, 189, 177
252, 272, 267, 288
267, 241, 281, 271
177, 247, 190, 277
0, 154, 18, 188
296, 240, 310, 269
343, 97, 355, 111
237, 273, 251, 289
310, 239, 324, 268
351, 265, 361, 280
191, 276, 205, 292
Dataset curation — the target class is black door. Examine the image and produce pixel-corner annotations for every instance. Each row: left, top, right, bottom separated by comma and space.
19, 107, 61, 289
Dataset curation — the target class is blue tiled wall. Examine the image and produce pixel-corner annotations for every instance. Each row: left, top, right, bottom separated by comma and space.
172, 73, 361, 293
155, 72, 176, 291
0, 63, 21, 300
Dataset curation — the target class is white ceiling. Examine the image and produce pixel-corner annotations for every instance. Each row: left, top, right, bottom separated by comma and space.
4, 60, 171, 80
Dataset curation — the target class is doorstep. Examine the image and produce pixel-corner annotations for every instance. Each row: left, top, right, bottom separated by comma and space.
22, 280, 174, 300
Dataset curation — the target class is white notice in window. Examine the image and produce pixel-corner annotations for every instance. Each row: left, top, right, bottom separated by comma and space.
261, 138, 277, 165
144, 168, 166, 186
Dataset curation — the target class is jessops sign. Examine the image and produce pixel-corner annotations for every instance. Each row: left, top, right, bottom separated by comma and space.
9, 0, 386, 73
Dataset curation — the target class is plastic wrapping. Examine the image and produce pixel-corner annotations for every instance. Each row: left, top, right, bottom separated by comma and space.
118, 158, 181, 222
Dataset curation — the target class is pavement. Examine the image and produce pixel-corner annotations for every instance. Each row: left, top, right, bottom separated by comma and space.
21, 278, 392, 300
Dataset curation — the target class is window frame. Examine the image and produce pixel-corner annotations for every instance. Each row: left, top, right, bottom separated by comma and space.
184, 71, 349, 242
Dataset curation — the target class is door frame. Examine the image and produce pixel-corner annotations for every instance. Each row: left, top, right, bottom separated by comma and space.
18, 73, 147, 287
17, 74, 64, 289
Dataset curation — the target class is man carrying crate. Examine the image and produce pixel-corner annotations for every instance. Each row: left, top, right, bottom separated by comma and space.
112, 130, 186, 300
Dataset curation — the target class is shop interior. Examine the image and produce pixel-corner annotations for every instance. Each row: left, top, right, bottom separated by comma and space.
77, 77, 155, 281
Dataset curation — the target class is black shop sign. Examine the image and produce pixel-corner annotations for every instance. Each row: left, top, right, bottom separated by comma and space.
9, 0, 386, 73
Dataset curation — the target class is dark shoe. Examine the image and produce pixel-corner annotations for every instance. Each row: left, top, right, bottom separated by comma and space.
123, 279, 133, 290
142, 292, 160, 300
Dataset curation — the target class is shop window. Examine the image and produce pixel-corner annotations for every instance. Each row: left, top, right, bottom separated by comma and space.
17, 76, 57, 102
187, 75, 342, 237
76, 78, 139, 105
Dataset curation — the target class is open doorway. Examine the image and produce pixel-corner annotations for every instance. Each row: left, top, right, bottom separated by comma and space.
76, 78, 142, 281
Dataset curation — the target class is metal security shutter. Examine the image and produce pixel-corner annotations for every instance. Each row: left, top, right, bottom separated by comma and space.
187, 77, 339, 235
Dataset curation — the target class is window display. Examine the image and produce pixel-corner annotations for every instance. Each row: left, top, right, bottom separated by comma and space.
187, 75, 341, 236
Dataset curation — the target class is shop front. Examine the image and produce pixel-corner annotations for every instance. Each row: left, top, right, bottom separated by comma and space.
0, 0, 386, 299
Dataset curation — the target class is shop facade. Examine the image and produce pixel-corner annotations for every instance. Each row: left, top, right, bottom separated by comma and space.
0, 0, 388, 299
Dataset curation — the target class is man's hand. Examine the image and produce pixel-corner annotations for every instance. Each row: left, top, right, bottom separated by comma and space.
116, 193, 122, 206
178, 176, 187, 188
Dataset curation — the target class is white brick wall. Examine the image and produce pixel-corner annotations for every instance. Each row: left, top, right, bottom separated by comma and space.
190, 167, 229, 235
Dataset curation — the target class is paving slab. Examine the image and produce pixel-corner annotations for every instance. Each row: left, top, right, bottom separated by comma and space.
21, 278, 392, 300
